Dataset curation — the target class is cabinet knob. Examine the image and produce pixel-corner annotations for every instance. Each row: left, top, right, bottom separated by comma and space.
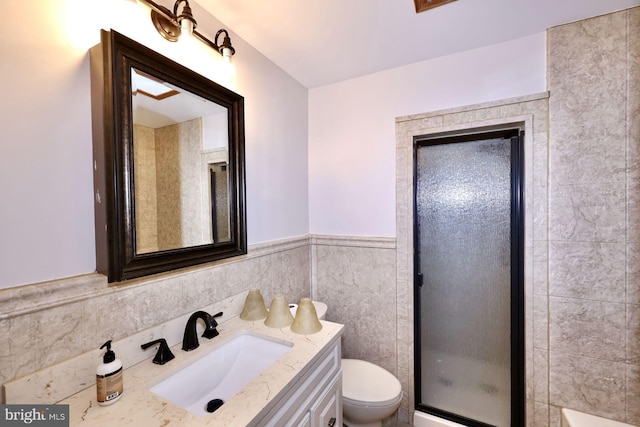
328, 417, 336, 427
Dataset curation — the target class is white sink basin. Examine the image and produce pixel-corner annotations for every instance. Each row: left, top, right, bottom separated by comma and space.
149, 333, 292, 416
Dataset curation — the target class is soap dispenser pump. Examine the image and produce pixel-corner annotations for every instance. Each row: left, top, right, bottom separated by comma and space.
96, 340, 123, 406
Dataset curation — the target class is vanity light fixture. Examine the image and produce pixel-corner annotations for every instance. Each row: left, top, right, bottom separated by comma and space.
137, 0, 236, 61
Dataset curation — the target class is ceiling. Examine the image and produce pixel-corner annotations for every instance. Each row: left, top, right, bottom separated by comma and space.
199, 0, 640, 88
132, 71, 226, 128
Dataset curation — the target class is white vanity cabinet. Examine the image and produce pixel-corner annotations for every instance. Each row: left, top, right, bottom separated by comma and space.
310, 375, 341, 427
54, 317, 344, 427
258, 337, 342, 427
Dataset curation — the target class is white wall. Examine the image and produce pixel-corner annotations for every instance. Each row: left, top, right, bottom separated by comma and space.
0, 0, 308, 289
308, 33, 547, 237
0, 1, 547, 288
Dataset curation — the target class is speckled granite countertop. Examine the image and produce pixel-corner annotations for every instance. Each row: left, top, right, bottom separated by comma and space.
61, 316, 343, 426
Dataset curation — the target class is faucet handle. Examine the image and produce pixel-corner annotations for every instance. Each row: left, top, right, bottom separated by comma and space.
141, 338, 175, 365
202, 311, 224, 339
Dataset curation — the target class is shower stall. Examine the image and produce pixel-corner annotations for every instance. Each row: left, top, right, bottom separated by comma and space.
413, 129, 524, 427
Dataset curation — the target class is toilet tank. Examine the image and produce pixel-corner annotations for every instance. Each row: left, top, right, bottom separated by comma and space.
289, 301, 327, 320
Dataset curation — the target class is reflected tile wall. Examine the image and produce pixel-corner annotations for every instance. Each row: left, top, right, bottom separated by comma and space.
133, 124, 158, 252
548, 7, 640, 424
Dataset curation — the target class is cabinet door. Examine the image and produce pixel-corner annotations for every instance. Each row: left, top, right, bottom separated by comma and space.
296, 412, 312, 427
259, 342, 341, 426
312, 374, 342, 427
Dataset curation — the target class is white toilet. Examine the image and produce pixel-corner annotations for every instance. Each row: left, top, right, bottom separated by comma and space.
299, 302, 403, 427
341, 358, 403, 427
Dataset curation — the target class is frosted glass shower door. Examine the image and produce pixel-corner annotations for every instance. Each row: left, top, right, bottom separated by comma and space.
414, 130, 523, 427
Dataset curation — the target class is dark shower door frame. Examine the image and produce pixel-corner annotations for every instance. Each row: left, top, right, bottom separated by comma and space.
413, 128, 525, 427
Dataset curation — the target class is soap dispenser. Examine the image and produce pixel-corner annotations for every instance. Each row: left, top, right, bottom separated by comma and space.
96, 340, 123, 406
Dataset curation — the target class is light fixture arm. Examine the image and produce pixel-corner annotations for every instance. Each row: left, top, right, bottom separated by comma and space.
172, 0, 189, 15
138, 0, 236, 59
214, 29, 235, 56
141, 0, 175, 24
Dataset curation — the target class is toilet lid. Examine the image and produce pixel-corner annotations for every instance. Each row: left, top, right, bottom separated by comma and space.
342, 359, 402, 405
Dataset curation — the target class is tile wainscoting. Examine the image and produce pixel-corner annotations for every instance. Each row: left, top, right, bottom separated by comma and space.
0, 236, 312, 404
0, 235, 400, 413
312, 235, 399, 426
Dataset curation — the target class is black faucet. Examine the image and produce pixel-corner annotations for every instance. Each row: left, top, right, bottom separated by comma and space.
182, 311, 223, 351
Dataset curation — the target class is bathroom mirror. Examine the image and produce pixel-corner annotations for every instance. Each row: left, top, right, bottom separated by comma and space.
90, 30, 246, 282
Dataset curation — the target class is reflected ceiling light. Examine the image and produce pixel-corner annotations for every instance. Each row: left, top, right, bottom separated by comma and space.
137, 0, 236, 60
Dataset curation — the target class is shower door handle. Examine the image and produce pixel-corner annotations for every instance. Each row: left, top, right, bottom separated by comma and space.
416, 272, 424, 287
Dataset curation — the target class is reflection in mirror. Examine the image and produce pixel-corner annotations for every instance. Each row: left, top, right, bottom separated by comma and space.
208, 162, 230, 242
90, 30, 246, 283
131, 69, 231, 254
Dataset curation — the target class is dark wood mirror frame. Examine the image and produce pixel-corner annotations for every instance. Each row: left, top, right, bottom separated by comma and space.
90, 30, 246, 283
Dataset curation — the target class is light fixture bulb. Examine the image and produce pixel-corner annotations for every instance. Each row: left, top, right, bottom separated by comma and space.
220, 47, 236, 79
222, 47, 233, 63
179, 17, 194, 38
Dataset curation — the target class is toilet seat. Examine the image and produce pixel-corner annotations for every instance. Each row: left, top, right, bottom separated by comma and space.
342, 359, 402, 407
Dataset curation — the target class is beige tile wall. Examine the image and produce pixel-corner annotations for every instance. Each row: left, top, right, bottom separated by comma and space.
312, 235, 397, 374
310, 235, 401, 426
155, 118, 205, 249
133, 124, 159, 252
547, 8, 640, 424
